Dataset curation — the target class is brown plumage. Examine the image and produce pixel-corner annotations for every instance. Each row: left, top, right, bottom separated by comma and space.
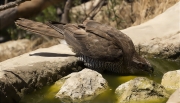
15, 18, 153, 74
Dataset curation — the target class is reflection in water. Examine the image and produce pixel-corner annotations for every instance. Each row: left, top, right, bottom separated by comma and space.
20, 58, 180, 103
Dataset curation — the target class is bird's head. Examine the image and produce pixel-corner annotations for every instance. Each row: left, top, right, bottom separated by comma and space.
128, 53, 154, 74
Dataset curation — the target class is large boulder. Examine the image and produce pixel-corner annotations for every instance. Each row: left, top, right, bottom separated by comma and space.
0, 44, 82, 103
115, 77, 169, 103
56, 68, 108, 103
161, 70, 180, 91
122, 1, 180, 59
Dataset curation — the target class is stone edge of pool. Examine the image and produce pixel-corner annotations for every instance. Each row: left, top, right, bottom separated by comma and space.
0, 44, 83, 103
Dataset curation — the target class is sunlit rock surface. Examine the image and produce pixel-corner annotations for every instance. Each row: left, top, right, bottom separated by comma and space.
166, 88, 180, 103
0, 38, 59, 62
161, 70, 180, 91
56, 69, 108, 103
115, 77, 169, 103
0, 44, 82, 103
0, 39, 30, 62
122, 1, 180, 59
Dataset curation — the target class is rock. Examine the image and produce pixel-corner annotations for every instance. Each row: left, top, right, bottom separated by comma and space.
135, 32, 180, 59
122, 1, 180, 59
0, 44, 83, 103
55, 68, 108, 103
115, 77, 169, 103
166, 88, 180, 103
0, 38, 59, 62
0, 39, 30, 62
161, 70, 180, 91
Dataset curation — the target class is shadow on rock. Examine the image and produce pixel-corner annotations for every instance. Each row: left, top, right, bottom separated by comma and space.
29, 52, 75, 57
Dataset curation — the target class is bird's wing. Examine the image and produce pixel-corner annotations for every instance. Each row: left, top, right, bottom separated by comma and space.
83, 20, 136, 67
59, 22, 123, 62
15, 18, 63, 38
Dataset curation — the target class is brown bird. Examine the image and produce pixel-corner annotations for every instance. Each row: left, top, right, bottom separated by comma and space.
15, 18, 153, 75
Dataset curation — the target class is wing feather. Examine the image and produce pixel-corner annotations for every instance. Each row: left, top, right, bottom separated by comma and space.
83, 20, 135, 67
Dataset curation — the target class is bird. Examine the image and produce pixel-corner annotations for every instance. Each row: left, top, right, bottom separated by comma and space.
15, 18, 154, 75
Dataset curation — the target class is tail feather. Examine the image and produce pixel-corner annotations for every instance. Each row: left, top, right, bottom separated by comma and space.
46, 21, 65, 35
15, 18, 64, 38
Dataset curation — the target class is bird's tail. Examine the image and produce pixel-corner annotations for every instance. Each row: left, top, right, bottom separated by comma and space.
15, 18, 64, 38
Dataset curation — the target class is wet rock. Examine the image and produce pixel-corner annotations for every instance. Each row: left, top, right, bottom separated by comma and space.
0, 44, 82, 103
56, 68, 108, 103
161, 70, 180, 91
166, 88, 180, 103
115, 77, 169, 103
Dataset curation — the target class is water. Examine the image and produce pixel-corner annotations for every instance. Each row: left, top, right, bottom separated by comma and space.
20, 58, 180, 103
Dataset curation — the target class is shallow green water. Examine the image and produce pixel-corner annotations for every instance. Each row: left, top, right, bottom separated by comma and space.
20, 58, 180, 103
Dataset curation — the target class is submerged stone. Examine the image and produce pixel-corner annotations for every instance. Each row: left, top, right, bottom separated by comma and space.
55, 68, 108, 103
115, 77, 169, 103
